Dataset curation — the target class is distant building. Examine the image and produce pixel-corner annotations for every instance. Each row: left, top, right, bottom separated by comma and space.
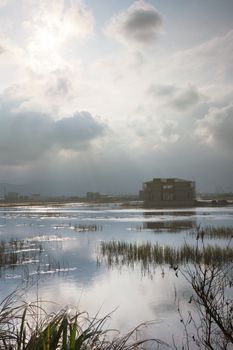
19, 195, 29, 201
5, 192, 19, 201
139, 178, 195, 208
86, 192, 100, 201
31, 193, 40, 201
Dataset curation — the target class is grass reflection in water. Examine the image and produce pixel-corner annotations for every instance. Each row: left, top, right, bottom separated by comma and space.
0, 239, 42, 268
0, 237, 71, 280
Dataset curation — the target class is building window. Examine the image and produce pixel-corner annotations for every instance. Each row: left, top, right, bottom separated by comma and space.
162, 192, 174, 201
162, 185, 173, 189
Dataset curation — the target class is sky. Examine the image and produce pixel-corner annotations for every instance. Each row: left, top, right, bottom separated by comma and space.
0, 0, 233, 195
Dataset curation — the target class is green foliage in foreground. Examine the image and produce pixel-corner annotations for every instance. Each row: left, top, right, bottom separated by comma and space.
0, 292, 162, 350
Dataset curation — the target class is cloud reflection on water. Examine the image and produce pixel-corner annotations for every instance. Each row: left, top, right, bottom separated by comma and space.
0, 204, 232, 347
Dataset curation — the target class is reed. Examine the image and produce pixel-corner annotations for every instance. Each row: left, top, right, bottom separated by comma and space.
189, 225, 233, 239
98, 240, 233, 272
0, 238, 71, 281
0, 239, 42, 269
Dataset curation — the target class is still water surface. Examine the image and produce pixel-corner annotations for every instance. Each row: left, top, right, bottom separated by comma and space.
0, 203, 232, 347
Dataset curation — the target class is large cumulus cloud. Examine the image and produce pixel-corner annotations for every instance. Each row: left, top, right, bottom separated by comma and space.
195, 104, 233, 152
147, 84, 204, 110
0, 100, 107, 165
105, 0, 162, 47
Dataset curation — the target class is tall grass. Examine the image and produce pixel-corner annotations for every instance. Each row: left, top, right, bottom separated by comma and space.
98, 240, 233, 273
0, 292, 163, 350
189, 225, 233, 239
0, 238, 70, 281
0, 239, 42, 269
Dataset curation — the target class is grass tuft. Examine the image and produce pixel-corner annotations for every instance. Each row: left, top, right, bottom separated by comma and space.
0, 292, 163, 349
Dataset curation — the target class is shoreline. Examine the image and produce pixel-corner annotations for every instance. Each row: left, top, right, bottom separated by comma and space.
0, 199, 232, 209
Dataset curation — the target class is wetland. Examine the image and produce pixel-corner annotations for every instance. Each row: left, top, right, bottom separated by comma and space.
0, 203, 232, 348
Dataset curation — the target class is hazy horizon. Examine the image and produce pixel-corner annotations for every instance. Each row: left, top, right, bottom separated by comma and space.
1, 0, 233, 195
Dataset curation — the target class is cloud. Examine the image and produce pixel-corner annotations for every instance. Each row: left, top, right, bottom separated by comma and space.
191, 29, 233, 64
147, 84, 176, 97
174, 29, 233, 83
1, 63, 79, 116
105, 0, 162, 47
24, 0, 94, 46
0, 45, 5, 54
1, 3, 233, 193
158, 120, 179, 144
171, 86, 202, 110
0, 36, 13, 55
0, 0, 7, 7
46, 76, 72, 98
195, 104, 233, 153
54, 111, 107, 150
63, 0, 94, 39
146, 83, 204, 111
0, 100, 107, 165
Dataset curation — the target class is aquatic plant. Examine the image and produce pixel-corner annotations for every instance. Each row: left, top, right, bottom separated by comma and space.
189, 225, 233, 239
0, 239, 42, 269
99, 240, 233, 271
0, 237, 71, 282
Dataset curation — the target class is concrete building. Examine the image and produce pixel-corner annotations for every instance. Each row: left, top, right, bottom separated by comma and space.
139, 178, 195, 208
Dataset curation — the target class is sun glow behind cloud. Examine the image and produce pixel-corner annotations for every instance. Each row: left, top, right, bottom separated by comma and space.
22, 0, 94, 73
33, 27, 60, 52
0, 0, 233, 193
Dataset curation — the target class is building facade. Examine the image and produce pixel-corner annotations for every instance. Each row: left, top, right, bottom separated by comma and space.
139, 178, 195, 208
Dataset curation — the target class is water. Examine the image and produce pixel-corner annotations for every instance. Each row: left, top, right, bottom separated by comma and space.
0, 203, 232, 348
